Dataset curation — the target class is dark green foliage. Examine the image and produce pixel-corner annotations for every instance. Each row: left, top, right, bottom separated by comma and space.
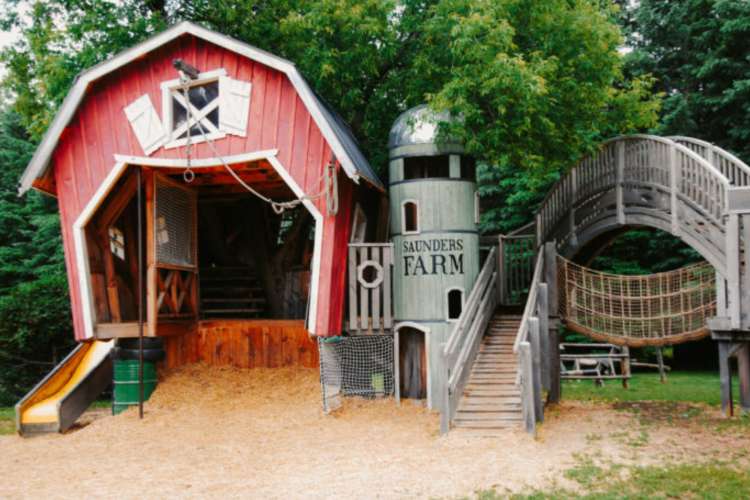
590, 228, 702, 275
624, 0, 750, 161
0, 110, 74, 405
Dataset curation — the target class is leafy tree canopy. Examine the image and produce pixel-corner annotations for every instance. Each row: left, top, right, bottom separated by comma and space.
623, 0, 750, 160
2, 0, 658, 184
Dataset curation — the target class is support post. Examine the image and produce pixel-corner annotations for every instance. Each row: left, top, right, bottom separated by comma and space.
726, 213, 741, 329
548, 326, 562, 404
137, 167, 144, 420
719, 341, 734, 417
621, 345, 631, 389
738, 343, 750, 413
656, 347, 666, 384
669, 144, 679, 235
616, 140, 625, 225
538, 284, 550, 391
498, 235, 506, 305
543, 242, 558, 316
520, 343, 535, 434
529, 317, 543, 423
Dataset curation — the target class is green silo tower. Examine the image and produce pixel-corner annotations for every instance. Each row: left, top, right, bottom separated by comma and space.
388, 105, 480, 409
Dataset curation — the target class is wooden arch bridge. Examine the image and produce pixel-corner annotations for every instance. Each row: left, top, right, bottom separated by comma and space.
440, 135, 750, 433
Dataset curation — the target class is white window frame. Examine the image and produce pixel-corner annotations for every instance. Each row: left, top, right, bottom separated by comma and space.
350, 203, 368, 243
161, 68, 227, 149
445, 287, 465, 322
401, 199, 420, 235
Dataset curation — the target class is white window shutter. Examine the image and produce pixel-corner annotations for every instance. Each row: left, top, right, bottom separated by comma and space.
219, 76, 252, 137
124, 94, 167, 155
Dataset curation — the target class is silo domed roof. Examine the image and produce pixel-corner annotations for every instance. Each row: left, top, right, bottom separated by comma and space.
388, 104, 463, 158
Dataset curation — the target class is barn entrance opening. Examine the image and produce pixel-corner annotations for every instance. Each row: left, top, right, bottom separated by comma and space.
179, 161, 314, 321
399, 327, 427, 400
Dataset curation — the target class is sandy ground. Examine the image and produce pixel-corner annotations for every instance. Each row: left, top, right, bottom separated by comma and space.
2, 364, 749, 499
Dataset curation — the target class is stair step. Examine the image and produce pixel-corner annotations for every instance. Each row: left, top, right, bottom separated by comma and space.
454, 418, 522, 428
201, 298, 266, 303
201, 308, 264, 314
455, 414, 522, 422
460, 396, 521, 404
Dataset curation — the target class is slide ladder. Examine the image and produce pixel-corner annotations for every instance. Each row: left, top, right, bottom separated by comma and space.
15, 340, 114, 435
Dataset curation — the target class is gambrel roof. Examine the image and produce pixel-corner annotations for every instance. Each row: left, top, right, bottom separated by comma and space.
19, 21, 383, 194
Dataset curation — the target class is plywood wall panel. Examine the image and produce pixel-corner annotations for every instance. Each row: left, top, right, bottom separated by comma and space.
162, 320, 319, 369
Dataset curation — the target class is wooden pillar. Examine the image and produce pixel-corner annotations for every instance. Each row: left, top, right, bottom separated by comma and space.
529, 317, 543, 423
547, 325, 562, 404
738, 343, 750, 413
656, 347, 667, 384
621, 345, 631, 389
538, 283, 550, 391
520, 342, 536, 434
497, 235, 506, 305
719, 341, 734, 417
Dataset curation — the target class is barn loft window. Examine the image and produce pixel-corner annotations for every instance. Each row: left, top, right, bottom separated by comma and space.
447, 288, 464, 321
172, 81, 220, 139
403, 155, 450, 180
402, 200, 419, 234
158, 68, 252, 150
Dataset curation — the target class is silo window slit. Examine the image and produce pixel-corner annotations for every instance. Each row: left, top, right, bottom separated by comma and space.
447, 288, 464, 320
403, 201, 419, 234
403, 155, 450, 179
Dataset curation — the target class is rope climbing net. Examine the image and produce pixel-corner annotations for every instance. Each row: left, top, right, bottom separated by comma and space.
558, 257, 716, 347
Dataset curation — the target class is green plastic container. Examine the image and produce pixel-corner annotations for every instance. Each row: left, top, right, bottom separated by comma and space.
112, 360, 158, 415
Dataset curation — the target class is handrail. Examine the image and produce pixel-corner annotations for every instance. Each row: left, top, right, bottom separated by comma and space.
669, 136, 750, 187
511, 250, 546, 434
536, 135, 730, 252
512, 251, 544, 354
440, 247, 498, 433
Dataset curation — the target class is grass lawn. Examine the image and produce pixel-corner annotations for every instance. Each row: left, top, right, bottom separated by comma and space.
0, 407, 14, 435
484, 462, 750, 499
562, 370, 740, 406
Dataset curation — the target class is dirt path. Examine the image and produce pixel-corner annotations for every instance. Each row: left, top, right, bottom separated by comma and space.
2, 364, 748, 499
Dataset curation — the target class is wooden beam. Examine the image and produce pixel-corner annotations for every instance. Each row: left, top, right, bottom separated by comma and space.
719, 341, 734, 417
738, 343, 750, 413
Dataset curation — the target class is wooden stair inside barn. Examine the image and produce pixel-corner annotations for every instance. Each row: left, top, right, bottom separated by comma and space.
199, 266, 268, 319
453, 314, 523, 432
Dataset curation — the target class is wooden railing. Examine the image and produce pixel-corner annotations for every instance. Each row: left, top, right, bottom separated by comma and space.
440, 247, 498, 434
670, 136, 750, 187
498, 222, 537, 306
535, 135, 731, 278
347, 243, 394, 333
512, 251, 548, 434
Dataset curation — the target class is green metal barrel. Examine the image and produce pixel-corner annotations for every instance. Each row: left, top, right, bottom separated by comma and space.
112, 360, 158, 415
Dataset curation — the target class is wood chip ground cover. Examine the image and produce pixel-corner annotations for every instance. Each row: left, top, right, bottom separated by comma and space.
1, 364, 748, 499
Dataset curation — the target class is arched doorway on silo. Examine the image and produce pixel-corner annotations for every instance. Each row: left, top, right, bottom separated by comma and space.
395, 323, 429, 403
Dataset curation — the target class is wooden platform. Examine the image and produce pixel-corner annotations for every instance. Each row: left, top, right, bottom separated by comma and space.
453, 314, 523, 431
162, 320, 319, 369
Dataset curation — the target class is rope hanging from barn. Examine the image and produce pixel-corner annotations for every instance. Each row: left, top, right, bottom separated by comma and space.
176, 61, 338, 216
558, 256, 716, 347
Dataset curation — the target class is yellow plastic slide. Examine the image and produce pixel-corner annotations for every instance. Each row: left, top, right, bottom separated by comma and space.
15, 340, 114, 435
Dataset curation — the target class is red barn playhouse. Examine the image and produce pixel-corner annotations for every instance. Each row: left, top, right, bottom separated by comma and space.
15, 22, 388, 433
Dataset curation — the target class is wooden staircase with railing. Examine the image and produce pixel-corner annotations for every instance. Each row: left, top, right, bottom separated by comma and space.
199, 266, 268, 319
453, 314, 523, 431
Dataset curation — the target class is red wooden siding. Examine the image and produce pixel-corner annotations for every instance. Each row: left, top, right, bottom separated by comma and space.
50, 35, 355, 340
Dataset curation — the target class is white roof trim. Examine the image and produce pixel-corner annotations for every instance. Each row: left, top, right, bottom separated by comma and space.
19, 21, 365, 194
